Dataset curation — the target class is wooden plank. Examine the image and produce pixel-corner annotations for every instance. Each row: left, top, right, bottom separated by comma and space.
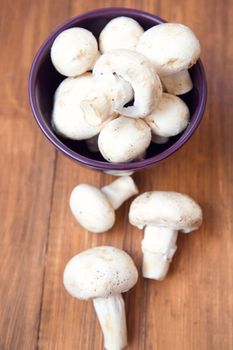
0, 0, 70, 349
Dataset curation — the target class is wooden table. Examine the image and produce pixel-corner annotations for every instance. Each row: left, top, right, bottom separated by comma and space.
1, 0, 232, 349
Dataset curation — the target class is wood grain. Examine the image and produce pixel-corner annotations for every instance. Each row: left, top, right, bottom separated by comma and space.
0, 0, 69, 349
0, 0, 232, 349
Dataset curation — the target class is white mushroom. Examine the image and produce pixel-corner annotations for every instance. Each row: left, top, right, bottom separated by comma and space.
145, 93, 190, 144
51, 27, 98, 77
70, 176, 138, 233
80, 74, 133, 126
137, 23, 201, 95
99, 16, 144, 53
98, 116, 151, 163
64, 246, 138, 350
93, 49, 162, 118
52, 73, 103, 140
129, 191, 202, 280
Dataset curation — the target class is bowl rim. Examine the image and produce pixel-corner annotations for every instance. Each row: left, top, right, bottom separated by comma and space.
28, 7, 207, 171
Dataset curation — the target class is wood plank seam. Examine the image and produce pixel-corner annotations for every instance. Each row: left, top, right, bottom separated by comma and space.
36, 151, 58, 349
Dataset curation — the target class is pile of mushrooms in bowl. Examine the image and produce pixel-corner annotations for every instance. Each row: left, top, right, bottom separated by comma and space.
29, 8, 207, 175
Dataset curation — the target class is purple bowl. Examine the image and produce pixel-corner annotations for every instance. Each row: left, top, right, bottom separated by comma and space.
29, 7, 207, 173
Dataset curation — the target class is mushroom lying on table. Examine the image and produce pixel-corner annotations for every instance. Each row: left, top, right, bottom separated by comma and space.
99, 16, 144, 52
63, 246, 138, 350
137, 23, 200, 95
70, 176, 138, 233
129, 191, 202, 280
51, 27, 98, 77
98, 116, 151, 163
145, 93, 190, 144
92, 49, 162, 119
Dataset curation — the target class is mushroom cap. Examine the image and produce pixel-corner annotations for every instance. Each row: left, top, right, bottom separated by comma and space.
98, 116, 151, 163
70, 184, 115, 233
63, 246, 138, 300
129, 191, 202, 232
52, 73, 102, 140
145, 93, 190, 137
99, 16, 144, 53
93, 49, 162, 117
51, 27, 98, 77
137, 23, 201, 76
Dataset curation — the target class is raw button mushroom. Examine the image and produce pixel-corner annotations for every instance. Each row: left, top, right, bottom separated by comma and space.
145, 93, 190, 144
70, 176, 138, 233
52, 73, 103, 140
98, 116, 151, 163
51, 27, 98, 77
137, 23, 201, 95
63, 246, 138, 350
129, 191, 202, 280
81, 75, 133, 126
93, 49, 162, 118
99, 16, 144, 53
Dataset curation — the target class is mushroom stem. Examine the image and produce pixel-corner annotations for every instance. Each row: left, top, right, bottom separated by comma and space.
151, 134, 169, 144
93, 294, 127, 350
101, 176, 138, 210
161, 70, 193, 95
81, 92, 113, 126
142, 226, 178, 280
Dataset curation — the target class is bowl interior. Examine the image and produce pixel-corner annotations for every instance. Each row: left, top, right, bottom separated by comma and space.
30, 8, 206, 171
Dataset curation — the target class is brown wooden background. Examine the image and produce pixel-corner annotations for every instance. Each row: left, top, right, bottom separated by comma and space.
0, 0, 232, 349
